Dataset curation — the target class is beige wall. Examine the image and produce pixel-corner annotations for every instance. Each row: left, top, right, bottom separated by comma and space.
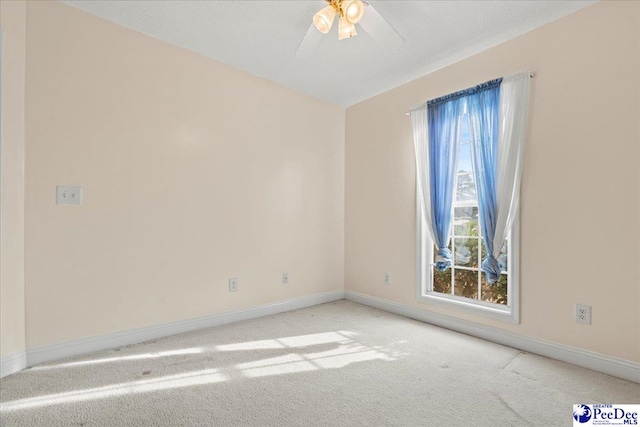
24, 1, 344, 349
0, 0, 27, 358
346, 1, 640, 363
7, 0, 639, 366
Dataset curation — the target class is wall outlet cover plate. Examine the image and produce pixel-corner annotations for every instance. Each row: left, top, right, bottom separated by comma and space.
57, 185, 82, 206
229, 278, 238, 292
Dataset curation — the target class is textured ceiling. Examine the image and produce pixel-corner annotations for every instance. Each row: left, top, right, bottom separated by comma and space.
62, 0, 597, 106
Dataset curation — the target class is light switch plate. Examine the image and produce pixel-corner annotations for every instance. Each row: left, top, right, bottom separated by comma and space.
56, 185, 82, 206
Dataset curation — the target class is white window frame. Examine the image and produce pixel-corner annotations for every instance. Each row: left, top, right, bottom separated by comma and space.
415, 178, 520, 325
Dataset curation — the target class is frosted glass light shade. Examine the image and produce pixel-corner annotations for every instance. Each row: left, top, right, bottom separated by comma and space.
338, 16, 357, 40
342, 0, 365, 24
313, 6, 337, 34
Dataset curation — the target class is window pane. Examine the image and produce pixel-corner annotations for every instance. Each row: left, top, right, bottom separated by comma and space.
433, 268, 451, 295
432, 242, 452, 295
453, 269, 478, 300
481, 272, 508, 305
454, 237, 479, 268
499, 242, 508, 272
456, 172, 476, 202
453, 207, 479, 236
456, 142, 476, 202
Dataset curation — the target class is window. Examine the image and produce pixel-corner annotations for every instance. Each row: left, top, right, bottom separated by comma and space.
416, 114, 519, 323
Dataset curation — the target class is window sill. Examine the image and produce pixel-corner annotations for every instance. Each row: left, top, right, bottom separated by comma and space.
416, 292, 519, 324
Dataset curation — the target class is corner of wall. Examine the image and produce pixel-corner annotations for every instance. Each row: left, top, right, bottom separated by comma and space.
0, 0, 27, 369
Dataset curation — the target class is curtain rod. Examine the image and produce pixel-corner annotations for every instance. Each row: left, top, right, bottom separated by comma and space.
404, 72, 535, 116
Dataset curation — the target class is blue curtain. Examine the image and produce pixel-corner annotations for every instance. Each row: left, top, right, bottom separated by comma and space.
427, 97, 464, 271
423, 76, 525, 284
467, 83, 502, 283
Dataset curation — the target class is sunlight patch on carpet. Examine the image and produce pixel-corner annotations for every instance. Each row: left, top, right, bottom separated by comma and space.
0, 368, 227, 412
217, 331, 355, 352
30, 348, 205, 371
234, 332, 396, 378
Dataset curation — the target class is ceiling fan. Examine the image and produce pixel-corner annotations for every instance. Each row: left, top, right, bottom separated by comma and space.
295, 0, 405, 58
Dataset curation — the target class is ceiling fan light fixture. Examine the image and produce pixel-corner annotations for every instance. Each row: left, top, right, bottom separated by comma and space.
313, 5, 337, 34
296, 0, 404, 58
342, 0, 366, 24
338, 16, 357, 40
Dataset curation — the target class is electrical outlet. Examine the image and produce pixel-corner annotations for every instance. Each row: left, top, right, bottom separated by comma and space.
56, 185, 82, 206
229, 278, 238, 293
282, 273, 289, 284
384, 273, 390, 286
575, 304, 591, 324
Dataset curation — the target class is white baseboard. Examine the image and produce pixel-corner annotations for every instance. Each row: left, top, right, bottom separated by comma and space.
8, 289, 638, 384
0, 351, 27, 379
344, 290, 640, 383
25, 290, 345, 369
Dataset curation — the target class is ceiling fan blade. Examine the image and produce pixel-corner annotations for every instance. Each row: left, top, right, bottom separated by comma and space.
295, 23, 323, 59
358, 2, 404, 51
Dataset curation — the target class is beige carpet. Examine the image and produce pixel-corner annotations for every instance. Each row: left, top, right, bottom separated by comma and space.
1, 300, 638, 426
